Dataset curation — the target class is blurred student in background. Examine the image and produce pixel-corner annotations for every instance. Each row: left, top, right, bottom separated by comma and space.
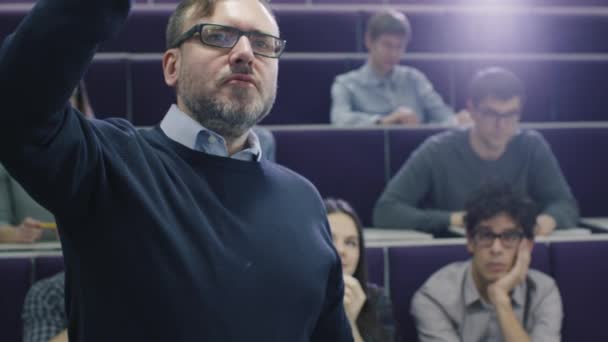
331, 10, 469, 126
374, 67, 578, 236
326, 198, 396, 342
411, 182, 563, 341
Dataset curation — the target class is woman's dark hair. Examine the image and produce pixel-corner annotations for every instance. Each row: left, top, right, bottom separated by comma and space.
324, 198, 390, 342
464, 181, 538, 239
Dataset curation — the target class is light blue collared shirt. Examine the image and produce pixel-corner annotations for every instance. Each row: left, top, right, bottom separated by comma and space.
330, 62, 456, 126
160, 104, 262, 162
411, 260, 563, 342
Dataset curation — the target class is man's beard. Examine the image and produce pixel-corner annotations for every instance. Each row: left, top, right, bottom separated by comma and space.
178, 71, 275, 141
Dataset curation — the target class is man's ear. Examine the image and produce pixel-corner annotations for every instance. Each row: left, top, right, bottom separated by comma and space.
162, 49, 181, 88
364, 32, 374, 51
466, 237, 475, 254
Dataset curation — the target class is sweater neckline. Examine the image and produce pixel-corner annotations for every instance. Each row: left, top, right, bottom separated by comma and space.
144, 126, 269, 173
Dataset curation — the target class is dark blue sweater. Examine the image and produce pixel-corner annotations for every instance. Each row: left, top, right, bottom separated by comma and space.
0, 1, 352, 341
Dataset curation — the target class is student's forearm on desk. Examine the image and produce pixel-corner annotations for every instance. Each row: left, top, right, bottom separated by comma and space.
0, 224, 18, 242
49, 329, 68, 342
373, 199, 451, 234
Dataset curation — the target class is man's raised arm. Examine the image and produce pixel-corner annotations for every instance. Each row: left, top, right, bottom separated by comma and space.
0, 0, 131, 133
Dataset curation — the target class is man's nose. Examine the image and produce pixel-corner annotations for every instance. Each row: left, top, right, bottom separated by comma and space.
490, 237, 505, 253
229, 36, 255, 67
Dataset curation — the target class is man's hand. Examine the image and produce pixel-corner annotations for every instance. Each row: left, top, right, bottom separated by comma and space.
14, 217, 44, 243
488, 239, 532, 306
343, 274, 367, 324
379, 107, 420, 126
456, 109, 473, 125
535, 214, 556, 236
450, 211, 466, 228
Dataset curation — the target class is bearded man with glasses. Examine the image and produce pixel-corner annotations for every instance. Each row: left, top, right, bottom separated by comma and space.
411, 182, 563, 342
0, 0, 352, 341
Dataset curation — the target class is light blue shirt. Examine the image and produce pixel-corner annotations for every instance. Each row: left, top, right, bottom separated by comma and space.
160, 104, 262, 162
330, 62, 456, 126
411, 260, 563, 342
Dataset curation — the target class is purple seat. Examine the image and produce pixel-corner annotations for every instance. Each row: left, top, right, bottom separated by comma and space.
263, 58, 350, 125
444, 12, 552, 54
99, 8, 172, 53
551, 61, 608, 121
131, 59, 174, 126
276, 10, 362, 53
86, 59, 129, 119
539, 127, 608, 217
34, 256, 65, 282
274, 129, 386, 226
389, 243, 550, 342
0, 257, 32, 342
551, 240, 608, 342
366, 247, 385, 287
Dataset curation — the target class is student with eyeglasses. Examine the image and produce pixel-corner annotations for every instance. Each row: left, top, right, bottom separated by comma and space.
0, 0, 351, 341
411, 182, 563, 342
374, 67, 578, 236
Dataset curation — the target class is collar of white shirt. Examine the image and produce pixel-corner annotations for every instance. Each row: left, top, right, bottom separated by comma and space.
159, 104, 262, 162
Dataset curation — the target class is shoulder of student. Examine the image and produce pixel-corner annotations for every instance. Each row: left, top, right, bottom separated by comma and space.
333, 66, 366, 85
510, 129, 552, 153
415, 261, 468, 305
393, 65, 430, 82
414, 128, 468, 156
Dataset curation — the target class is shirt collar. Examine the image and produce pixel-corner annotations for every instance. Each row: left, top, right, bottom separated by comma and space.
160, 104, 262, 162
463, 261, 527, 308
361, 61, 396, 86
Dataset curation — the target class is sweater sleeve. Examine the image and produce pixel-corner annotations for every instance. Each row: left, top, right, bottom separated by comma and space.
373, 139, 452, 234
528, 133, 579, 229
0, 163, 14, 225
0, 0, 131, 218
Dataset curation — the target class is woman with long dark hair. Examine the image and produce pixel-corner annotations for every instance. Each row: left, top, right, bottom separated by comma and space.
325, 198, 395, 342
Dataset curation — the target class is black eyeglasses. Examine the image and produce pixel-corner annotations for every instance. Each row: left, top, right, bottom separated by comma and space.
474, 228, 525, 249
171, 23, 287, 58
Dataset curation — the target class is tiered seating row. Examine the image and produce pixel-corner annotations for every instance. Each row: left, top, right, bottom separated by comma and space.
3, 237, 608, 342
3, 8, 608, 123
61, 57, 608, 126
3, 8, 608, 53
273, 125, 608, 225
